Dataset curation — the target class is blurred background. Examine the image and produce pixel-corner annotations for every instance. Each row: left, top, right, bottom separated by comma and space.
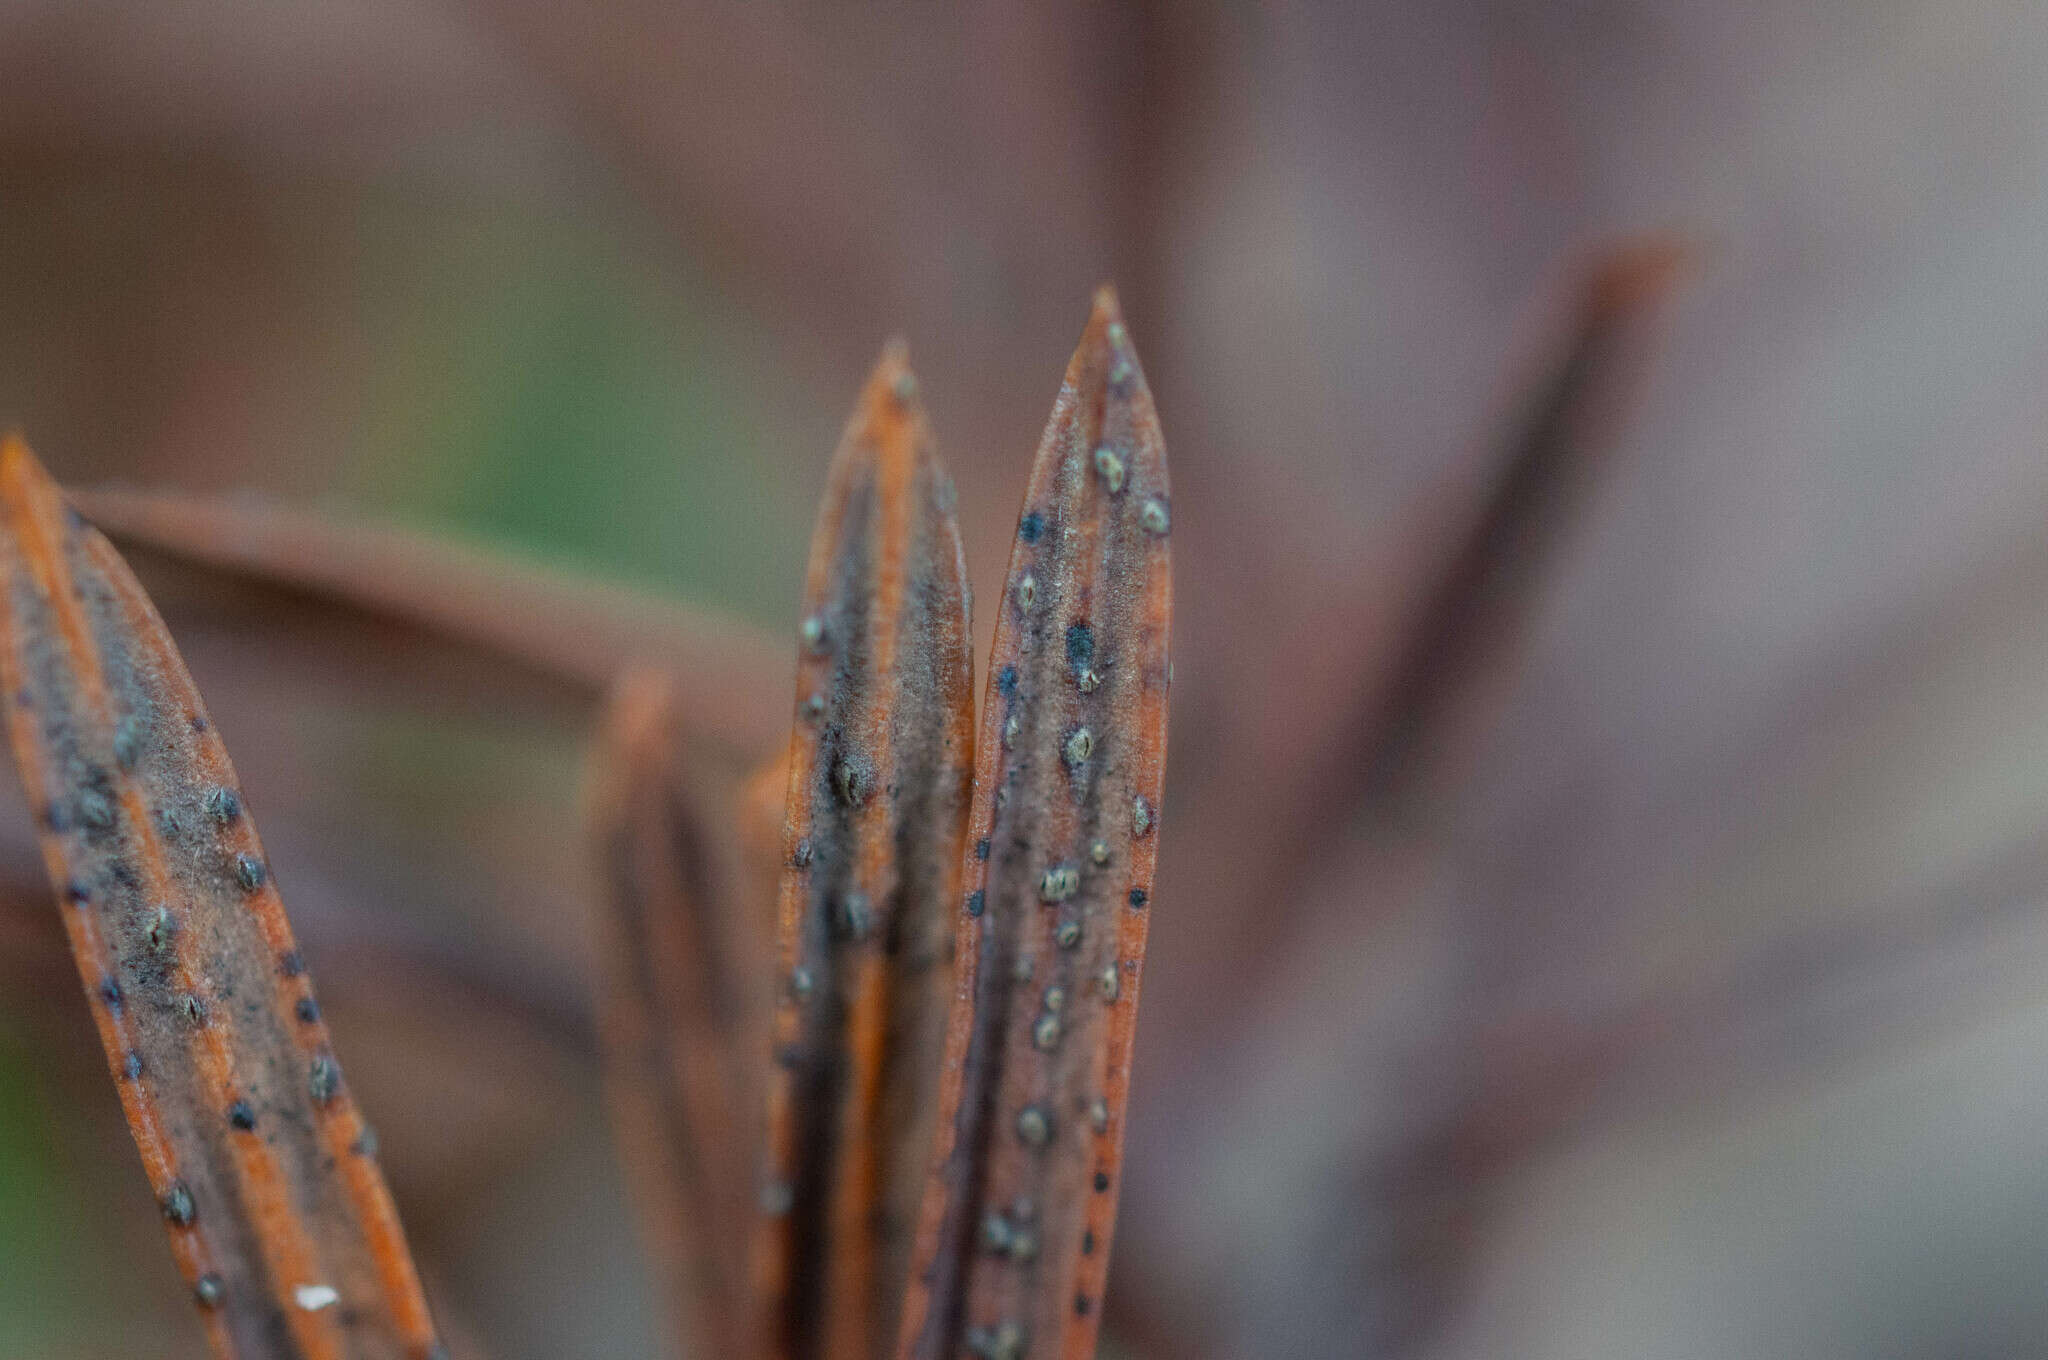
5, 1, 2048, 1356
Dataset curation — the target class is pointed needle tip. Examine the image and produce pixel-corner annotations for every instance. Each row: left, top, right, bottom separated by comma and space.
1588, 235, 1693, 318
1091, 282, 1122, 319
865, 338, 923, 414
0, 432, 57, 517
0, 431, 37, 481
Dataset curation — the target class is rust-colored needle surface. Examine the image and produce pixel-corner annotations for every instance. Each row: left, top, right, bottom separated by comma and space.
585, 667, 771, 1358
897, 289, 1172, 1360
754, 345, 975, 1360
0, 437, 442, 1359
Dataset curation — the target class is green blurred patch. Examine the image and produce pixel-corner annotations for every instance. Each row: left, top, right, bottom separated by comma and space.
346, 188, 808, 625
0, 1021, 95, 1351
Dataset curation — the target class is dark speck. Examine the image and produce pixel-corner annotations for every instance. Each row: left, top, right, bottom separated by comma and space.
1066, 623, 1095, 669
295, 997, 319, 1023
279, 951, 304, 978
997, 665, 1018, 697
64, 878, 89, 905
1094, 1172, 1110, 1192
44, 804, 69, 833
232, 854, 266, 892
966, 890, 985, 918
98, 978, 123, 1012
1018, 512, 1044, 543
1129, 889, 1148, 908
189, 714, 208, 734
123, 1052, 143, 1080
1075, 1296, 1092, 1317
975, 838, 990, 861
227, 1101, 256, 1131
1082, 1228, 1095, 1255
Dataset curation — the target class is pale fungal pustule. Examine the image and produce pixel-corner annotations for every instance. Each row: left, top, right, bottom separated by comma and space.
966, 1320, 1027, 1360
1092, 444, 1127, 494
833, 755, 873, 805
1099, 963, 1121, 1002
1139, 498, 1171, 535
203, 786, 240, 823
837, 892, 873, 940
113, 713, 149, 769
1016, 1103, 1052, 1147
1133, 795, 1153, 838
308, 1056, 340, 1105
1016, 573, 1037, 611
799, 614, 828, 653
160, 1182, 196, 1226
78, 788, 114, 829
982, 1208, 1038, 1261
1089, 838, 1110, 865
1040, 864, 1080, 902
1063, 727, 1093, 767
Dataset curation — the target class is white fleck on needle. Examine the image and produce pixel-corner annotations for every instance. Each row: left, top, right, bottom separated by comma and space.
294, 1283, 340, 1312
